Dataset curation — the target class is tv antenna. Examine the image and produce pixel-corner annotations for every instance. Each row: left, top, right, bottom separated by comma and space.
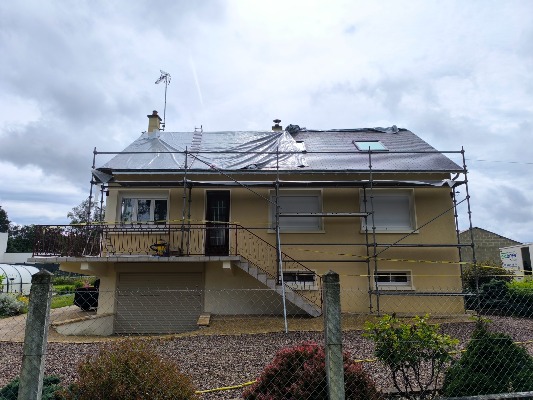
155, 70, 171, 130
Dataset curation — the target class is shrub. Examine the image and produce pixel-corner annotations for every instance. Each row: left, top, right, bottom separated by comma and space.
242, 342, 383, 400
0, 375, 64, 400
506, 279, 533, 316
364, 314, 458, 400
469, 279, 533, 317
63, 339, 198, 400
442, 318, 533, 396
53, 285, 76, 295
0, 293, 26, 317
462, 262, 513, 293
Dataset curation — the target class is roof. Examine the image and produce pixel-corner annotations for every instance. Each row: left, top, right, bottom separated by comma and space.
97, 127, 462, 174
459, 227, 521, 244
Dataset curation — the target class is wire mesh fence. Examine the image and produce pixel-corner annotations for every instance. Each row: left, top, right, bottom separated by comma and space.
3, 277, 533, 399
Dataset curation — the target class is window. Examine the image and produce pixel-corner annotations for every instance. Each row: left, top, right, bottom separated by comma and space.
281, 271, 318, 290
353, 140, 388, 151
374, 271, 413, 290
270, 191, 322, 232
120, 196, 168, 224
361, 190, 416, 232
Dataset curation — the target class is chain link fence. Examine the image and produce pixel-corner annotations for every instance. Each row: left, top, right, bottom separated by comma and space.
2, 271, 533, 399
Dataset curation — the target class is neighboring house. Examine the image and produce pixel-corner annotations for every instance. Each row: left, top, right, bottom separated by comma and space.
31, 111, 469, 335
459, 227, 520, 265
0, 232, 33, 264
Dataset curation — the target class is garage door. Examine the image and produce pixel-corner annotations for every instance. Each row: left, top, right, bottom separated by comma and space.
115, 273, 203, 334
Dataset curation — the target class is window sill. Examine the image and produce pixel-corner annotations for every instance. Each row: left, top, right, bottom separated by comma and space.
361, 229, 419, 234
375, 286, 416, 291
268, 229, 326, 234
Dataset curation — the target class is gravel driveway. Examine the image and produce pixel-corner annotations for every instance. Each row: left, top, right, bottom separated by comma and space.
1, 316, 532, 399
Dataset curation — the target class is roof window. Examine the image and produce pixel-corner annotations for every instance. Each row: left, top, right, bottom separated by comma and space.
353, 140, 388, 151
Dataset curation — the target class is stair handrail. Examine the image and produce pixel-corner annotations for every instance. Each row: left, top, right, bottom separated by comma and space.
231, 224, 323, 308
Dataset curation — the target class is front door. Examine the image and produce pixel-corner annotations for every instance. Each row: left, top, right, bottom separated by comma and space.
205, 191, 230, 256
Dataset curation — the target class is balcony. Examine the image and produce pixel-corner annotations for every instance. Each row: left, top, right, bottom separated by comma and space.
32, 223, 323, 313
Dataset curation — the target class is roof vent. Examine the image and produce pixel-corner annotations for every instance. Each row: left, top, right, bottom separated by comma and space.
272, 119, 282, 131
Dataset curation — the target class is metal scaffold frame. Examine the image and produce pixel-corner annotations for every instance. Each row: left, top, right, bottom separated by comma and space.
87, 146, 476, 315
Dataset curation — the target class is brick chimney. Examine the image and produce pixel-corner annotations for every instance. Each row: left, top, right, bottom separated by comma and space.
147, 110, 162, 132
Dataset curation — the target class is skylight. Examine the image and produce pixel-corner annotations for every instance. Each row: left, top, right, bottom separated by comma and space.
353, 141, 388, 151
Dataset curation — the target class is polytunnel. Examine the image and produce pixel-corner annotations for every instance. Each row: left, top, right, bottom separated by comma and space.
0, 264, 39, 295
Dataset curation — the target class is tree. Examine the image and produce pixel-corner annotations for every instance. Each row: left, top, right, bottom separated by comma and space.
6, 224, 36, 253
67, 198, 105, 224
0, 205, 10, 233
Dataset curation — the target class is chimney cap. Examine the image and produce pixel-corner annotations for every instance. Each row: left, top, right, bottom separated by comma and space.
272, 119, 282, 131
147, 110, 162, 121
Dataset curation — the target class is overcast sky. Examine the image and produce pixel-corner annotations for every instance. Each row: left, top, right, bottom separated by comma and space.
0, 0, 531, 243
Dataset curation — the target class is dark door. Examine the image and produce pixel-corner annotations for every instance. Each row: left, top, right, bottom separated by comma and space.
205, 191, 230, 256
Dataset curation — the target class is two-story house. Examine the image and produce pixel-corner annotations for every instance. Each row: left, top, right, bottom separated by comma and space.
32, 111, 468, 335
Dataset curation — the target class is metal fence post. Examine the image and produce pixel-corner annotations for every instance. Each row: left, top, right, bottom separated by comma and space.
323, 270, 345, 400
18, 270, 53, 400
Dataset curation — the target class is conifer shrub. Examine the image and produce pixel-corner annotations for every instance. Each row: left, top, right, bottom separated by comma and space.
0, 375, 64, 400
442, 318, 533, 396
63, 339, 198, 400
242, 342, 383, 400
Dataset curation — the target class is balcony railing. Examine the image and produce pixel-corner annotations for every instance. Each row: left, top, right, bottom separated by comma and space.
33, 223, 322, 309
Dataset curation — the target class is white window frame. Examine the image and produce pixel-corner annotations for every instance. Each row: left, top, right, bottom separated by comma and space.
281, 270, 319, 291
373, 270, 414, 291
118, 191, 169, 225
269, 190, 323, 233
360, 189, 417, 233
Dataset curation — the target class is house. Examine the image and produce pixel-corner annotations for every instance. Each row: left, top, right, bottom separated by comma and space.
459, 227, 520, 265
31, 111, 469, 335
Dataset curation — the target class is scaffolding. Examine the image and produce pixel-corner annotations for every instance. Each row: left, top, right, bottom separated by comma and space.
86, 144, 477, 316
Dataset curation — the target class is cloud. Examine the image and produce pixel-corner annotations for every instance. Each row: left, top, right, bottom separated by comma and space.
0, 0, 531, 243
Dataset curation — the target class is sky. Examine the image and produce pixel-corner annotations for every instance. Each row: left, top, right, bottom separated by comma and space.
0, 0, 532, 243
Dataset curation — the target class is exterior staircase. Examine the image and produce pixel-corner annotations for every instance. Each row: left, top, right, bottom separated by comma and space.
231, 256, 322, 317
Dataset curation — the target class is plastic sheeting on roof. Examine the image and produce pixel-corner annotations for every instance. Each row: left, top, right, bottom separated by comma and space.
286, 125, 402, 134
98, 128, 462, 173
100, 130, 307, 171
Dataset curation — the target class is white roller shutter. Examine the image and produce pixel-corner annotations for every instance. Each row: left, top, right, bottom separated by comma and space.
115, 273, 203, 334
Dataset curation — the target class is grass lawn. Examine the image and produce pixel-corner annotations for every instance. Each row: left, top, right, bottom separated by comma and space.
51, 294, 74, 309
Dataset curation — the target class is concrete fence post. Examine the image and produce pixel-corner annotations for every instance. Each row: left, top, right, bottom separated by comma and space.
323, 270, 345, 400
18, 270, 53, 400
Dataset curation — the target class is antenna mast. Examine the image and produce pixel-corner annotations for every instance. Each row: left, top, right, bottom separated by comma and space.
155, 70, 171, 130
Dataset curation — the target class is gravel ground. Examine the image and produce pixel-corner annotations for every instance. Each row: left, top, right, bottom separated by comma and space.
1, 316, 532, 399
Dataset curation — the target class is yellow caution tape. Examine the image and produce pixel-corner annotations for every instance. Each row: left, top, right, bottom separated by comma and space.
56, 220, 522, 274
195, 380, 257, 394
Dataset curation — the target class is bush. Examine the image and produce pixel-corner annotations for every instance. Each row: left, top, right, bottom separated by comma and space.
54, 285, 76, 295
242, 342, 383, 400
0, 375, 64, 400
63, 339, 198, 400
442, 318, 533, 396
364, 314, 458, 400
469, 279, 533, 317
462, 262, 513, 293
0, 293, 26, 317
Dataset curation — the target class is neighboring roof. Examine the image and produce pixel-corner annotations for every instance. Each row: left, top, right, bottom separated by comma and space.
459, 227, 521, 244
98, 127, 462, 174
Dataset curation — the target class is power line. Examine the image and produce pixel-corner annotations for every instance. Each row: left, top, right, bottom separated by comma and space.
466, 158, 533, 165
